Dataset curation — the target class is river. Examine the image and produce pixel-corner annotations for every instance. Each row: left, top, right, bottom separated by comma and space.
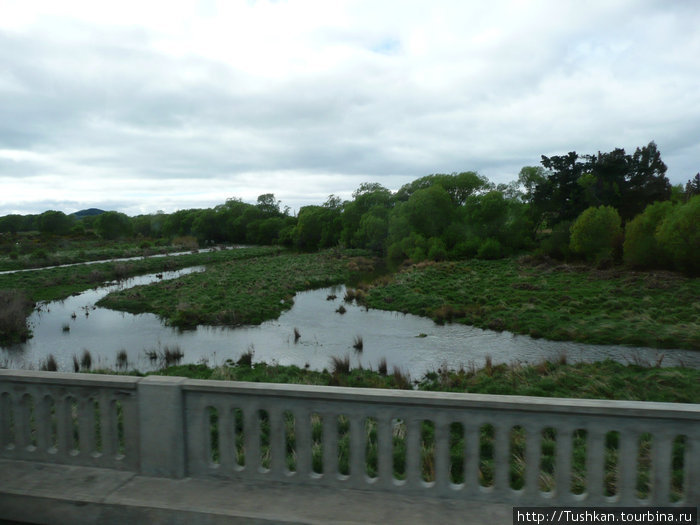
1, 268, 698, 378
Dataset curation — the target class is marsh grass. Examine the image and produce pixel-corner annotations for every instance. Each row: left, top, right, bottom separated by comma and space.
0, 289, 33, 344
0, 246, 280, 341
162, 345, 184, 367
98, 250, 360, 328
41, 354, 58, 371
116, 349, 128, 370
330, 355, 351, 376
237, 347, 254, 367
352, 335, 363, 351
80, 350, 92, 371
363, 258, 700, 350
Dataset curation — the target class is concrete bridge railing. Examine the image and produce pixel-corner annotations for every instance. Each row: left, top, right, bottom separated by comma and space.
1, 369, 698, 507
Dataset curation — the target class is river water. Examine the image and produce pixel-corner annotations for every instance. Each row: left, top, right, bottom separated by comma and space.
2, 268, 698, 378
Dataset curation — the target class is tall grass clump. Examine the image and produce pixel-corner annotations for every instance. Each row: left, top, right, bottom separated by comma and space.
352, 335, 363, 351
41, 354, 58, 372
330, 355, 351, 375
377, 357, 388, 376
237, 347, 254, 367
0, 289, 33, 344
116, 349, 128, 370
80, 349, 93, 371
162, 345, 184, 366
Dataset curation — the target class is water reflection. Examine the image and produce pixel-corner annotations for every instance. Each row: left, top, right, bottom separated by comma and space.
2, 271, 698, 378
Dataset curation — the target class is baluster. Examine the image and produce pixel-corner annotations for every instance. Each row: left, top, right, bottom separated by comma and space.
293, 407, 311, 478
121, 394, 140, 467
241, 404, 259, 475
494, 421, 511, 496
554, 426, 573, 503
14, 394, 30, 451
272, 407, 289, 477
99, 392, 116, 460
377, 414, 393, 488
685, 433, 699, 505
185, 396, 208, 474
618, 429, 638, 504
404, 417, 421, 488
55, 396, 74, 457
218, 404, 236, 474
434, 414, 450, 494
348, 413, 365, 487
651, 431, 672, 505
0, 392, 12, 449
35, 395, 52, 456
78, 395, 96, 457
524, 423, 541, 500
586, 427, 606, 504
463, 420, 480, 496
322, 411, 338, 481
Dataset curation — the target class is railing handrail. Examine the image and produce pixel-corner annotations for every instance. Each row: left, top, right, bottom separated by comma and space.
0, 369, 140, 389
182, 377, 700, 421
3, 369, 696, 420
1, 369, 698, 505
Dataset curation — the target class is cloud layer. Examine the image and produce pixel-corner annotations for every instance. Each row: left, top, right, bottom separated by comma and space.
1, 0, 699, 215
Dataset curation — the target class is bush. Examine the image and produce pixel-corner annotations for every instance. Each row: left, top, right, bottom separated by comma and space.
656, 195, 700, 274
450, 237, 481, 259
569, 206, 622, 262
623, 201, 673, 269
538, 220, 572, 260
0, 290, 33, 343
476, 238, 503, 259
427, 237, 447, 261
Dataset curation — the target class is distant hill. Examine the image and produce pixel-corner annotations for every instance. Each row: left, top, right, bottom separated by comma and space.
72, 208, 106, 219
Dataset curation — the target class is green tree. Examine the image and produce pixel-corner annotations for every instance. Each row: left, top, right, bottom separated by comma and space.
656, 195, 700, 274
395, 172, 490, 205
95, 211, 132, 240
623, 201, 674, 269
37, 210, 74, 235
569, 206, 622, 262
684, 173, 700, 201
292, 197, 342, 250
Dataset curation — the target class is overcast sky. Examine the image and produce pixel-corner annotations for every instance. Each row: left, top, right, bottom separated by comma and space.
1, 1, 699, 216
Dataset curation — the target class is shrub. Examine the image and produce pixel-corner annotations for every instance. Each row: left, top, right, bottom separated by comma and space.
623, 201, 673, 269
0, 289, 33, 343
538, 220, 572, 260
476, 238, 503, 259
656, 195, 700, 274
569, 206, 622, 262
450, 237, 481, 259
427, 237, 448, 261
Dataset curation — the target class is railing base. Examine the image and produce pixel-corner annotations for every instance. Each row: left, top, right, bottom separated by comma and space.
0, 459, 512, 525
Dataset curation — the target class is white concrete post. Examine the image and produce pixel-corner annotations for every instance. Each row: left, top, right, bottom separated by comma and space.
138, 375, 187, 478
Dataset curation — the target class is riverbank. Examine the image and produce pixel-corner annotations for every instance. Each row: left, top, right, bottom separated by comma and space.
360, 256, 700, 350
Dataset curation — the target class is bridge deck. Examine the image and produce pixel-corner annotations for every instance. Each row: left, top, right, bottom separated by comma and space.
0, 459, 512, 524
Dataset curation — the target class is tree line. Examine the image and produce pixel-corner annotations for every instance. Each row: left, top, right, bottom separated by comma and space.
2, 142, 698, 273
